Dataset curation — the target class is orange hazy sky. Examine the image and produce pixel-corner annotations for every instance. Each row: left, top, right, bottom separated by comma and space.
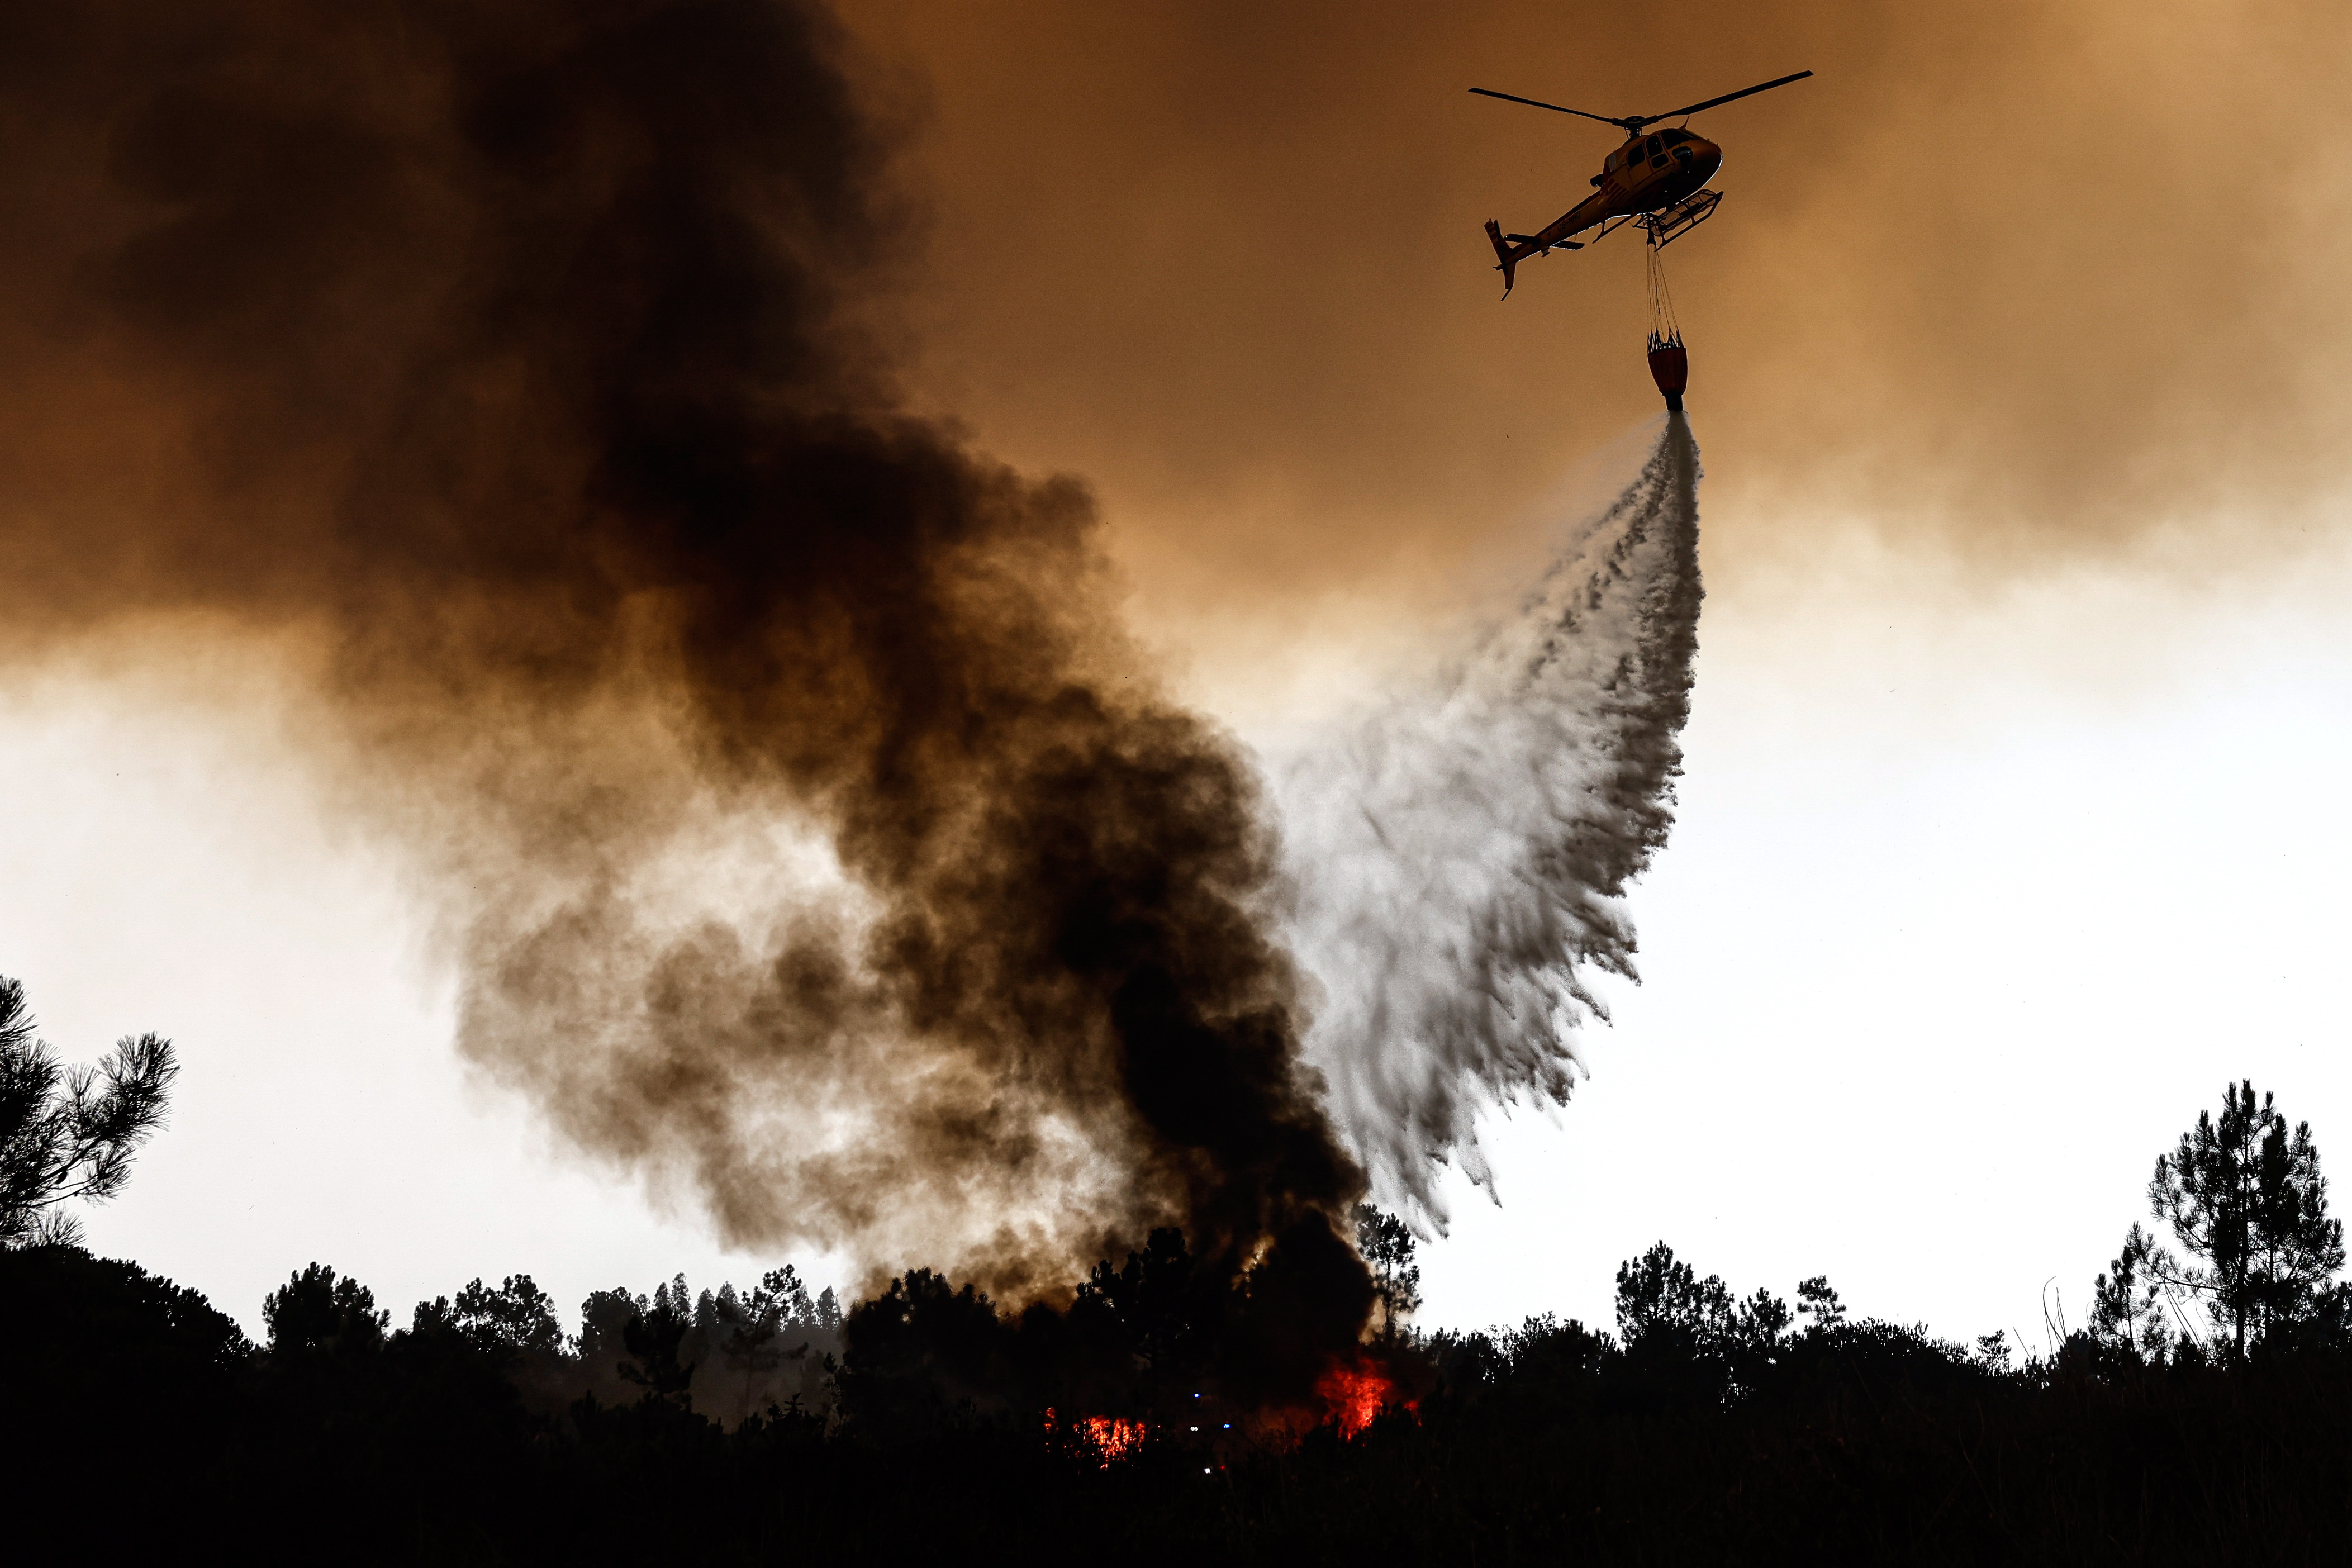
842, 0, 2352, 635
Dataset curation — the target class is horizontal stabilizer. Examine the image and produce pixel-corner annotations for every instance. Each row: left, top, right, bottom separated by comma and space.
1505, 234, 1581, 249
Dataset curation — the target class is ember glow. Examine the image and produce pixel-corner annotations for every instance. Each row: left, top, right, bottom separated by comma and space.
1080, 1417, 1147, 1465
1044, 1409, 1148, 1467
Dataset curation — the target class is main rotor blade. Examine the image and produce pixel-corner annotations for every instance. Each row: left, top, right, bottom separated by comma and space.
1467, 87, 1624, 128
1650, 70, 1813, 123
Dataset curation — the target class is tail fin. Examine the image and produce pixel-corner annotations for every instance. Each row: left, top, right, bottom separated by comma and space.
1484, 219, 1518, 298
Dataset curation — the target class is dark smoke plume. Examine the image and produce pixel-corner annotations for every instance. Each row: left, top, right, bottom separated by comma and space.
0, 1, 1363, 1311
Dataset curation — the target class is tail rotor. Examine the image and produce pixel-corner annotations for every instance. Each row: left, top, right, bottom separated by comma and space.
1483, 220, 1518, 298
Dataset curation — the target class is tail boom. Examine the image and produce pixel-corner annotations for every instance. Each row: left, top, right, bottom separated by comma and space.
1483, 194, 1612, 297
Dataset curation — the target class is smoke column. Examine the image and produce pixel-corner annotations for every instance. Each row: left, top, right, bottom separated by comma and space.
0, 0, 1364, 1321
1275, 420, 1704, 1226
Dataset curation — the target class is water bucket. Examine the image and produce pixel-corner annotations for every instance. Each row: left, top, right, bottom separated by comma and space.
1646, 340, 1688, 412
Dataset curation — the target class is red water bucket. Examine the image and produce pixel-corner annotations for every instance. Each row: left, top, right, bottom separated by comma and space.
1647, 341, 1688, 411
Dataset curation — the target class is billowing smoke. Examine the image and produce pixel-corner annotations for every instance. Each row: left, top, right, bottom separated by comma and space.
0, 0, 1707, 1373
0, 0, 1361, 1317
1275, 421, 1704, 1227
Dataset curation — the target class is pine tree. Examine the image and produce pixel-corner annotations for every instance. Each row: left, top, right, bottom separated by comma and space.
265, 1263, 389, 1356
0, 974, 177, 1248
2089, 1222, 2178, 1360
1352, 1204, 1423, 1342
2149, 1080, 2345, 1356
620, 1284, 697, 1404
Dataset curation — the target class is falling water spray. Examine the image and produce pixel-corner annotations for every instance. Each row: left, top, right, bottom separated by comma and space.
1276, 420, 1704, 1227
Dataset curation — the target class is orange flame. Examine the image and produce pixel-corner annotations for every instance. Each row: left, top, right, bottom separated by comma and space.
1044, 1407, 1148, 1466
1314, 1360, 1410, 1439
1078, 1415, 1146, 1463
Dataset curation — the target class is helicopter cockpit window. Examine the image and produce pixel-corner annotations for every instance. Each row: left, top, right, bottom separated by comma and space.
1646, 135, 1663, 156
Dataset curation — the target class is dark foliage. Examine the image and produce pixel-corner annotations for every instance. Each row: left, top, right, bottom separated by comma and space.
836, 1266, 1018, 1437
414, 1274, 566, 1359
835, 1222, 1395, 1442
1352, 1201, 1423, 1342
0, 973, 177, 1247
1, 1081, 2343, 1561
2147, 1078, 2346, 1356
265, 1261, 392, 1356
618, 1289, 696, 1403
9, 1234, 2352, 1565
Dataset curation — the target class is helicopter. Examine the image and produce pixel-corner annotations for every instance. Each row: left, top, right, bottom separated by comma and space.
1473, 69, 1812, 296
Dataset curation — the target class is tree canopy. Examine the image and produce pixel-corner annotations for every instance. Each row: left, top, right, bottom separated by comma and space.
2145, 1079, 2346, 1356
0, 973, 177, 1248
1353, 1203, 1423, 1342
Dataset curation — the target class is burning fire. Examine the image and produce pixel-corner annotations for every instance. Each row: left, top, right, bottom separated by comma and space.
1077, 1416, 1146, 1464
1045, 1363, 1411, 1464
1315, 1360, 1412, 1439
1044, 1408, 1148, 1467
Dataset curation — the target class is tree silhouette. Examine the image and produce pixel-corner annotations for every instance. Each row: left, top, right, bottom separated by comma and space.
2149, 1080, 2345, 1356
619, 1281, 696, 1405
1353, 1204, 1423, 1343
1615, 1242, 1733, 1351
0, 974, 177, 1248
578, 1287, 645, 1355
718, 1265, 816, 1422
1794, 1276, 1846, 1329
265, 1263, 389, 1356
415, 1274, 564, 1358
2089, 1222, 2182, 1360
837, 1268, 1011, 1437
1073, 1226, 1223, 1389
1613, 1242, 1796, 1406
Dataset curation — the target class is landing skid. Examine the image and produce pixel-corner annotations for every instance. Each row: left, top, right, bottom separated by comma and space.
1639, 189, 1723, 250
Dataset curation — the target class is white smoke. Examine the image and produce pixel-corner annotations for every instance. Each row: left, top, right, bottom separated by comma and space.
1274, 418, 1704, 1228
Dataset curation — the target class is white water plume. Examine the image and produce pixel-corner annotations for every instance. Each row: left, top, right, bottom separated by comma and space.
1276, 418, 1704, 1228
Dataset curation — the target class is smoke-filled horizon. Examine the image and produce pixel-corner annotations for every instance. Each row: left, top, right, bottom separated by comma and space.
0, 0, 1375, 1337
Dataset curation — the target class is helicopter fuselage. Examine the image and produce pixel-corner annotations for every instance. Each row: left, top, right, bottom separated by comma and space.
1603, 126, 1723, 217
1509, 127, 1724, 263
